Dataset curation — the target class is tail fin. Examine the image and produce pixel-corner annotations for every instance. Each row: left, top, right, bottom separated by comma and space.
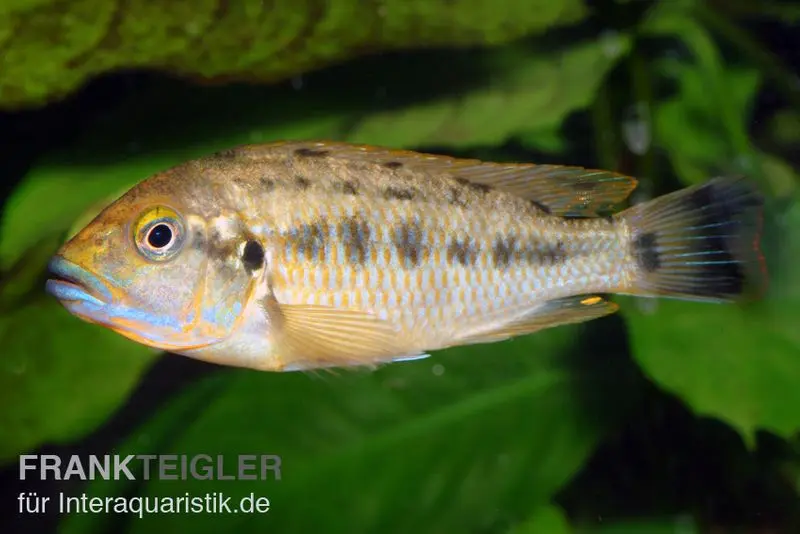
618, 177, 767, 302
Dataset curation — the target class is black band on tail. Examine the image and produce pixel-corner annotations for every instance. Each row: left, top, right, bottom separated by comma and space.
621, 177, 766, 302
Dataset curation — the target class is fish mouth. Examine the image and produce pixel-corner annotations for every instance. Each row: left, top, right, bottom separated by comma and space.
45, 256, 113, 308
45, 255, 219, 352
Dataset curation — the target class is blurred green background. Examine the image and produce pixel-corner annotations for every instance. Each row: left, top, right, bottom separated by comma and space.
1, 0, 799, 532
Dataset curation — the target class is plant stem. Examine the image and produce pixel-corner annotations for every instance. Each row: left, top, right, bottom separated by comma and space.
696, 2, 800, 111
708, 0, 800, 22
591, 83, 619, 172
629, 49, 656, 184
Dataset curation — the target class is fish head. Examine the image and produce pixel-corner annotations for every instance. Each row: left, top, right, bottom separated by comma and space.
45, 173, 260, 353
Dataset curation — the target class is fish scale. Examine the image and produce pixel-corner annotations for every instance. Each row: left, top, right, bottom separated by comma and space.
260, 189, 624, 344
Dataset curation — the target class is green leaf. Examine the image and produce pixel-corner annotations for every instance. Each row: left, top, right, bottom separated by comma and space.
0, 233, 62, 312
767, 109, 800, 149
55, 373, 230, 534
574, 516, 699, 534
508, 504, 571, 534
0, 298, 157, 463
0, 36, 630, 270
60, 326, 640, 534
517, 124, 568, 154
621, 193, 800, 442
644, 1, 764, 183
711, 0, 800, 23
348, 34, 631, 148
654, 60, 761, 179
0, 0, 587, 109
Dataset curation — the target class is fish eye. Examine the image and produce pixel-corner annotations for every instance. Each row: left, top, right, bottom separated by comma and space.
147, 223, 173, 249
133, 207, 186, 261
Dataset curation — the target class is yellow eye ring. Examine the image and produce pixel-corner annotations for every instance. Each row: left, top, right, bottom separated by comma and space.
133, 206, 186, 261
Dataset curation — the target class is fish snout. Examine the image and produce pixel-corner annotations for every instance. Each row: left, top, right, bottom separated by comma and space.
45, 255, 113, 307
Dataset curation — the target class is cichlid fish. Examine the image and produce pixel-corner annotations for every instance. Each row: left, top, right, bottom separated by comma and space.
45, 141, 767, 372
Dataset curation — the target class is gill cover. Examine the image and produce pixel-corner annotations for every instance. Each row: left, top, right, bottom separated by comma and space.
54, 200, 258, 352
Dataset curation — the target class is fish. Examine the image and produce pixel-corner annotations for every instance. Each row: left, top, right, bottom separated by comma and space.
45, 140, 767, 372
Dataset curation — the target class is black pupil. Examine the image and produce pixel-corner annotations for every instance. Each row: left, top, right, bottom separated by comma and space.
147, 224, 173, 249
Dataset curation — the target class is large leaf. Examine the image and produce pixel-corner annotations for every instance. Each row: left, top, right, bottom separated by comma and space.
0, 35, 630, 270
507, 504, 572, 534
0, 298, 157, 462
0, 0, 587, 109
60, 325, 641, 534
349, 34, 630, 149
654, 60, 761, 183
769, 110, 800, 146
574, 516, 699, 534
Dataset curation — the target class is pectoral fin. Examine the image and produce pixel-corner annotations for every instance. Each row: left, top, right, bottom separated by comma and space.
458, 295, 618, 345
267, 301, 425, 371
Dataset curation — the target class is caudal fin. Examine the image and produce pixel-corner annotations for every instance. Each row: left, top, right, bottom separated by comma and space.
618, 177, 767, 302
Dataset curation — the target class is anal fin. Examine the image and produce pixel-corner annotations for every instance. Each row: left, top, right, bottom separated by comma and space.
459, 295, 619, 345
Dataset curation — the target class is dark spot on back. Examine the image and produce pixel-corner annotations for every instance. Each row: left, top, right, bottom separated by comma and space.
446, 238, 477, 267
529, 199, 551, 214
260, 177, 276, 191
492, 234, 517, 269
633, 232, 661, 273
384, 186, 416, 201
334, 180, 359, 195
340, 217, 372, 266
393, 221, 425, 268
242, 240, 264, 272
447, 186, 469, 208
383, 161, 404, 169
295, 175, 311, 189
295, 147, 329, 157
456, 177, 492, 195
214, 148, 238, 158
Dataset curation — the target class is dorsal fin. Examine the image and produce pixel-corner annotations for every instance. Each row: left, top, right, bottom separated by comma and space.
230, 141, 638, 218
450, 164, 638, 217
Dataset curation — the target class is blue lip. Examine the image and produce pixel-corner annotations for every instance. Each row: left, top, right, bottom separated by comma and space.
45, 256, 113, 307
